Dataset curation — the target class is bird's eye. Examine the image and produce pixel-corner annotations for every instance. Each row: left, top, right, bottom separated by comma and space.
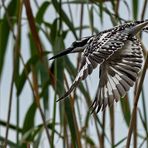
72, 37, 91, 47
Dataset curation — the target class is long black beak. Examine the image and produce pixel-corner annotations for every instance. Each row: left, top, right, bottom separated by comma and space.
49, 47, 73, 60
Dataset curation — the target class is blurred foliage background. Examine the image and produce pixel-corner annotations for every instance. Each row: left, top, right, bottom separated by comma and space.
0, 0, 148, 147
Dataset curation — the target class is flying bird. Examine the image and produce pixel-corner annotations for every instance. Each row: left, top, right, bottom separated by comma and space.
49, 20, 148, 113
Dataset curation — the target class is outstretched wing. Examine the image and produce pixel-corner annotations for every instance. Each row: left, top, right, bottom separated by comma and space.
57, 30, 130, 101
90, 38, 143, 112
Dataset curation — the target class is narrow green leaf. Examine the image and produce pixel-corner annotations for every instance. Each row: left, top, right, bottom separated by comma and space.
21, 121, 62, 147
38, 61, 49, 110
99, 2, 103, 24
54, 37, 65, 94
89, 5, 94, 33
49, 18, 59, 46
52, 0, 77, 39
0, 136, 17, 147
22, 103, 37, 135
36, 1, 51, 24
33, 131, 42, 148
113, 137, 127, 147
82, 135, 95, 146
21, 102, 37, 147
21, 125, 43, 146
51, 36, 65, 147
0, 0, 17, 78
17, 55, 39, 96
123, 0, 130, 16
132, 0, 138, 19
120, 95, 131, 126
0, 120, 22, 133
64, 99, 77, 148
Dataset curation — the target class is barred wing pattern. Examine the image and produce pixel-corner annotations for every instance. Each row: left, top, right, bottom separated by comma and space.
53, 20, 148, 112
90, 38, 143, 112
58, 30, 131, 101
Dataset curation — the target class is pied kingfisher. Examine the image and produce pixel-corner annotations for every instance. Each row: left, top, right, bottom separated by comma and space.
49, 20, 148, 113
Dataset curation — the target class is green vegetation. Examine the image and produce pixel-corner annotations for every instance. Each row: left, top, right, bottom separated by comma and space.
0, 0, 148, 147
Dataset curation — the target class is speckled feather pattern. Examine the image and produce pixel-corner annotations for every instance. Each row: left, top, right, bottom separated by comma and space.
49, 20, 148, 113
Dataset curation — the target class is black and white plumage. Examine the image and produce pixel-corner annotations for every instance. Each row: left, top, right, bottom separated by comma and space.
49, 20, 148, 113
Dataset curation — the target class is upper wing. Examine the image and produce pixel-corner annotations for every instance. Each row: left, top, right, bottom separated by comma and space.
90, 38, 143, 112
57, 30, 130, 101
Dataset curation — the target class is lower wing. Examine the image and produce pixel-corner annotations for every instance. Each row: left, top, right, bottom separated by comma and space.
90, 38, 143, 112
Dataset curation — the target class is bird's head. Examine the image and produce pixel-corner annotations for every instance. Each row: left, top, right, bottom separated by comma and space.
49, 36, 93, 60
